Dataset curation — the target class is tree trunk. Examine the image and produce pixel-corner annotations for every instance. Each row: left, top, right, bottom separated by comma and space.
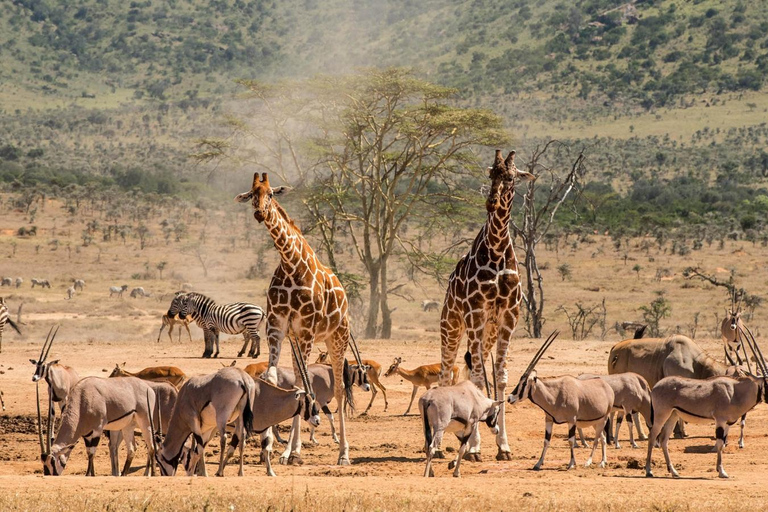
380, 260, 392, 339
364, 262, 381, 338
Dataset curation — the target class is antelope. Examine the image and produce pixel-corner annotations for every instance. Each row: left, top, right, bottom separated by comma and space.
242, 339, 322, 475
646, 325, 768, 479
420, 353, 501, 478
577, 372, 652, 449
157, 313, 193, 343
608, 334, 745, 443
110, 284, 129, 298
385, 357, 459, 416
316, 350, 388, 413
273, 360, 367, 461
29, 327, 80, 446
109, 363, 186, 388
508, 332, 614, 471
154, 366, 255, 477
107, 380, 177, 476
721, 308, 752, 371
37, 375, 158, 476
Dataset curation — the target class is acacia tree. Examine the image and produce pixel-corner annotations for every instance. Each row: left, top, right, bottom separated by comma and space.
193, 68, 506, 339
511, 141, 587, 338
305, 68, 508, 338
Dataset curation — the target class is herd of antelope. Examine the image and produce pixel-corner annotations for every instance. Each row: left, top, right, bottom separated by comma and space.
7, 153, 768, 481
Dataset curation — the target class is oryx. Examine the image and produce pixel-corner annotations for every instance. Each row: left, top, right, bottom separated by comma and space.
508, 332, 614, 470
646, 325, 768, 479
29, 327, 80, 447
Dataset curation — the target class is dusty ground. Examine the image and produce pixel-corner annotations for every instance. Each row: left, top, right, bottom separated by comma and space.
2, 195, 768, 510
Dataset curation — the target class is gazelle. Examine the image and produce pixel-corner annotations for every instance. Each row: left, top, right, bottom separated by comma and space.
37, 375, 157, 476
29, 327, 80, 446
385, 357, 459, 416
646, 325, 768, 479
155, 366, 255, 477
508, 332, 614, 470
109, 363, 186, 388
420, 353, 501, 478
157, 313, 193, 343
316, 350, 388, 414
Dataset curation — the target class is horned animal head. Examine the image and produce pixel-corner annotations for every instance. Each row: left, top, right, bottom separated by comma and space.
235, 172, 289, 223
737, 325, 768, 399
486, 149, 535, 213
109, 363, 127, 378
507, 331, 559, 405
347, 332, 370, 392
384, 357, 403, 377
30, 325, 59, 382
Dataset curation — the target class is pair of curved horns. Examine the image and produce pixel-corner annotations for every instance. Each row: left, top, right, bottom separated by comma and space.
348, 332, 364, 367
739, 325, 768, 377
522, 331, 559, 378
39, 325, 59, 364
289, 335, 314, 398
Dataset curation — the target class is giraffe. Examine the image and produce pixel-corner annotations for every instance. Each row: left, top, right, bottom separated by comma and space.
235, 172, 356, 466
438, 149, 535, 461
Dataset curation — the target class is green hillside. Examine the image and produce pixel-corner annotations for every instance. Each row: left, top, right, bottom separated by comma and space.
2, 0, 768, 232
2, 0, 767, 108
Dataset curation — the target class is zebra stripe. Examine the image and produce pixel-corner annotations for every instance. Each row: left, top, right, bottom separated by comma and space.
168, 292, 265, 359
0, 298, 22, 353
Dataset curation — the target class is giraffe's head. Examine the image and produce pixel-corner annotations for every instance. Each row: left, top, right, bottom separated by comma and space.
235, 172, 289, 223
486, 150, 535, 213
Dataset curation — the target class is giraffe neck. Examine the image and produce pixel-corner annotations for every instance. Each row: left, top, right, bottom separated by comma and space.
263, 201, 313, 273
485, 184, 514, 250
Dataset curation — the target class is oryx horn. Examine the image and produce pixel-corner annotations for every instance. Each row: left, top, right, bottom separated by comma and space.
35, 382, 46, 456
522, 330, 559, 377
289, 336, 314, 398
39, 325, 59, 364
481, 354, 492, 399
740, 325, 768, 376
348, 331, 364, 366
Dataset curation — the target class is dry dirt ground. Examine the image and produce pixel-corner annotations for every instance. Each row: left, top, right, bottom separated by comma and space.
2, 197, 768, 510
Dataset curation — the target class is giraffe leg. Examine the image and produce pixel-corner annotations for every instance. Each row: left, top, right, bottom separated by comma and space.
463, 310, 489, 460
492, 309, 517, 461
328, 328, 350, 465
438, 303, 465, 387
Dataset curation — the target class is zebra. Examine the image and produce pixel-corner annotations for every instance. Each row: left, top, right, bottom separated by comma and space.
109, 285, 129, 298
167, 292, 265, 359
1, 277, 12, 287
31, 278, 51, 289
15, 277, 22, 288
0, 297, 22, 353
65, 286, 75, 300
73, 279, 85, 292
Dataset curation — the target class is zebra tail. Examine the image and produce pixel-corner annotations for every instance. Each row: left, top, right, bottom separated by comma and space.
6, 317, 21, 335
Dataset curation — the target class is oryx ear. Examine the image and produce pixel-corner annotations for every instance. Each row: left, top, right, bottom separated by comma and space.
492, 400, 503, 407
29, 359, 37, 365
50, 360, 59, 365
271, 186, 289, 196
294, 389, 307, 400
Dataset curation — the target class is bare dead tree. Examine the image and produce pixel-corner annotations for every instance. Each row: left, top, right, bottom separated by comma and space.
556, 298, 606, 341
511, 141, 587, 338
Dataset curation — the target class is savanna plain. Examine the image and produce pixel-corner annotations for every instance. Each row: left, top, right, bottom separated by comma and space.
1, 195, 767, 511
